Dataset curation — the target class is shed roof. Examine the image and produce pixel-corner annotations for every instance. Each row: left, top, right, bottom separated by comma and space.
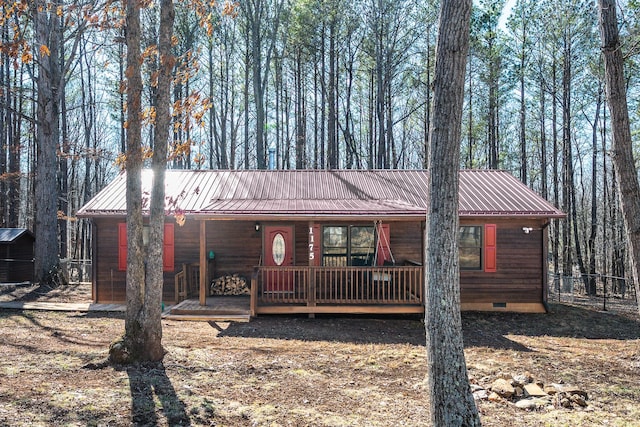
77, 169, 564, 220
0, 228, 34, 243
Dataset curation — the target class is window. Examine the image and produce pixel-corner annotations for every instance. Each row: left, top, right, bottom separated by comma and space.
350, 226, 375, 266
118, 223, 174, 272
459, 224, 497, 272
323, 226, 347, 266
459, 226, 482, 270
322, 225, 375, 266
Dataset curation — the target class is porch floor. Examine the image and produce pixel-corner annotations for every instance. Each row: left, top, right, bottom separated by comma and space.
164, 296, 251, 322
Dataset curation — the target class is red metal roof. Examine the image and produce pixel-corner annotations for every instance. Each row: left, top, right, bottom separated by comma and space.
76, 169, 564, 220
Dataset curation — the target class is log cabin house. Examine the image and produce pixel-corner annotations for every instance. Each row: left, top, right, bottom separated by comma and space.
77, 169, 564, 316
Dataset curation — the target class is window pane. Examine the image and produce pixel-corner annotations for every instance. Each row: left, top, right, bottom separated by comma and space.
323, 255, 347, 266
459, 226, 482, 270
323, 226, 347, 266
459, 247, 481, 269
459, 226, 481, 246
351, 226, 374, 265
323, 226, 347, 248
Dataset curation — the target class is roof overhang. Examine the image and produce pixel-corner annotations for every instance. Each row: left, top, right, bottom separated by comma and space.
76, 169, 566, 221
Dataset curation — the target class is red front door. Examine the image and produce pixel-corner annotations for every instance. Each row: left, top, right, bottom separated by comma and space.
264, 225, 294, 292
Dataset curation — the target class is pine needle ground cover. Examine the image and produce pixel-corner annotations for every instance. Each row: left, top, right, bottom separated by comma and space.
0, 284, 638, 426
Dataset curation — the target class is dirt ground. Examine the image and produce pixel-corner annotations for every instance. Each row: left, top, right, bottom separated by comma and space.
1, 282, 639, 426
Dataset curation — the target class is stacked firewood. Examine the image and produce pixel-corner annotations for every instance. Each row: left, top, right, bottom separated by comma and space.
210, 274, 250, 295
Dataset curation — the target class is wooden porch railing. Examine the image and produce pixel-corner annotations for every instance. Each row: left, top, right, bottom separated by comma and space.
175, 263, 200, 303
251, 265, 423, 313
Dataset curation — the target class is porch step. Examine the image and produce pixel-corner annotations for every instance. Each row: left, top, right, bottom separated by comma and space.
167, 296, 251, 321
162, 313, 251, 322
169, 306, 251, 316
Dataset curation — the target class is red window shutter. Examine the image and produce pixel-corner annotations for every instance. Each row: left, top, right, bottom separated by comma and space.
118, 222, 127, 271
376, 223, 391, 266
484, 224, 497, 273
163, 223, 174, 272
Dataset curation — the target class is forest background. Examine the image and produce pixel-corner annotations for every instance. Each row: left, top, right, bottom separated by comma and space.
0, 0, 638, 295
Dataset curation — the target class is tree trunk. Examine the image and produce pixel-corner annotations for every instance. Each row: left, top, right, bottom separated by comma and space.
328, 19, 338, 169
601, 100, 609, 296
208, 42, 216, 168
243, 27, 250, 169
487, 35, 499, 170
33, 0, 62, 283
539, 62, 548, 200
552, 58, 560, 279
113, 0, 174, 364
426, 0, 480, 425
598, 0, 640, 314
519, 27, 527, 185
587, 88, 603, 295
144, 0, 174, 361
0, 11, 5, 226
561, 34, 572, 280
295, 48, 306, 169
121, 0, 146, 362
375, 4, 386, 169
59, 14, 69, 260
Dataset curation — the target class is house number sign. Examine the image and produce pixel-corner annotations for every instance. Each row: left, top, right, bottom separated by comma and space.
309, 227, 315, 260
272, 233, 286, 265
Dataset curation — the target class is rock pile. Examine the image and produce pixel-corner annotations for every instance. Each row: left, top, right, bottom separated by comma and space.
210, 274, 250, 295
471, 372, 589, 411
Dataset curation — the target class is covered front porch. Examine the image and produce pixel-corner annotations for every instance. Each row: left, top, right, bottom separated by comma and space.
251, 264, 424, 315
170, 263, 424, 318
173, 218, 425, 317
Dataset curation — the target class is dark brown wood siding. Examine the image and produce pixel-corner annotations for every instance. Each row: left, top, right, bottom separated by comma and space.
207, 221, 262, 280
290, 221, 424, 266
0, 233, 34, 283
93, 218, 263, 303
460, 218, 547, 305
93, 216, 547, 307
93, 218, 124, 302
388, 221, 424, 265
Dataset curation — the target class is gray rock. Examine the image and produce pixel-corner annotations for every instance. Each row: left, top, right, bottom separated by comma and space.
488, 391, 502, 402
570, 394, 588, 407
491, 378, 515, 398
551, 383, 587, 398
515, 398, 538, 410
473, 389, 489, 401
512, 373, 533, 386
524, 383, 548, 397
514, 386, 524, 397
470, 384, 484, 392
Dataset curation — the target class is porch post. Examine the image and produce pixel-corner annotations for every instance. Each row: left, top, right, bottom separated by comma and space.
542, 221, 549, 309
199, 220, 207, 306
308, 222, 319, 318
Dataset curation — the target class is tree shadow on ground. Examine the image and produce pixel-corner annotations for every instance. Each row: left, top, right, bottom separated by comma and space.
214, 314, 426, 346
215, 303, 640, 351
462, 302, 640, 350
125, 362, 190, 426
0, 282, 50, 301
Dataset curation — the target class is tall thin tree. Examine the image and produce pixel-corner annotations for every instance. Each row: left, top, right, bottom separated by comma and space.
425, 0, 481, 424
112, 0, 175, 362
597, 0, 640, 314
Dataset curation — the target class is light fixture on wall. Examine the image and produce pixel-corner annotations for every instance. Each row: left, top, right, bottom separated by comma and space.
255, 222, 261, 232
522, 227, 533, 234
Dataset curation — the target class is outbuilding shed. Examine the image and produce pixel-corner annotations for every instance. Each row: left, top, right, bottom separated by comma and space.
0, 228, 35, 283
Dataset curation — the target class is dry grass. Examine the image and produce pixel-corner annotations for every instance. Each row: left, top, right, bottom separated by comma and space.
0, 283, 639, 426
